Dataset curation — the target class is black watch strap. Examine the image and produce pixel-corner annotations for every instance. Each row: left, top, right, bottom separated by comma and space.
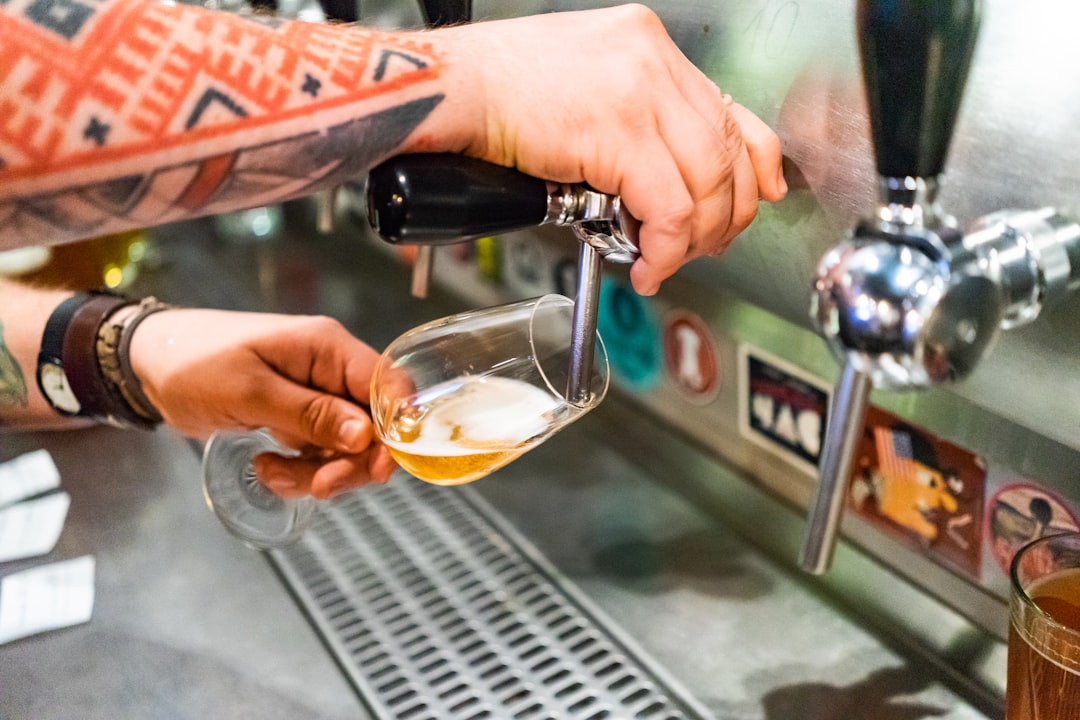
36, 293, 91, 416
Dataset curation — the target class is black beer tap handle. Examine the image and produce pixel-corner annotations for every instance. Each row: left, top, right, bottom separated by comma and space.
419, 0, 470, 27
367, 153, 550, 243
858, 0, 981, 179
365, 2, 536, 245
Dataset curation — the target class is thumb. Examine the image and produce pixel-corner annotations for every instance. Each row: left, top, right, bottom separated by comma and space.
250, 381, 375, 454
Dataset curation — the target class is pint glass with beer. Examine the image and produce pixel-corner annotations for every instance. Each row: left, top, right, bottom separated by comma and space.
1006, 531, 1080, 719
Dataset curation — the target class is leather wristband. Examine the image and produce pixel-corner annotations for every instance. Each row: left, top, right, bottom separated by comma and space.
60, 292, 145, 427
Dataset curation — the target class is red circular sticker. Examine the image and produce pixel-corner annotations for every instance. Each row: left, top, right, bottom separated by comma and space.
662, 310, 720, 404
985, 483, 1080, 578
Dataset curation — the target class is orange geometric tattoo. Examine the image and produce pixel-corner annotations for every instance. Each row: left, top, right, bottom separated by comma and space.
1, 0, 439, 177
0, 0, 445, 243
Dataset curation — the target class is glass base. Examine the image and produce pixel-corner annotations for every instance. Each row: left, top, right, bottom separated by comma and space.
202, 429, 316, 549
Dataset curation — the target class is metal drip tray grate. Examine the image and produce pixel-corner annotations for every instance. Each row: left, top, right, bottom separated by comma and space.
270, 476, 710, 720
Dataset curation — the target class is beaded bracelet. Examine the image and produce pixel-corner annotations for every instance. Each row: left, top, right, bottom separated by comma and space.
96, 297, 172, 427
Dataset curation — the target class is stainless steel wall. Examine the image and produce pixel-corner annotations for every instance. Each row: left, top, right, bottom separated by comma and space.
463, 0, 1080, 457
355, 0, 1079, 695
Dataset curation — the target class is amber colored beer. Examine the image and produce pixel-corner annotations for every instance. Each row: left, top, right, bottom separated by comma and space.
1006, 565, 1080, 720
379, 375, 560, 486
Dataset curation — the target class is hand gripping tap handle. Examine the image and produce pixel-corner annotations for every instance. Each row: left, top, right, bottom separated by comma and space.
799, 0, 981, 575
366, 153, 640, 408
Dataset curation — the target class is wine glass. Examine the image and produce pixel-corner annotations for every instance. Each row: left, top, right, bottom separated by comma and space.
202, 294, 608, 549
200, 428, 313, 549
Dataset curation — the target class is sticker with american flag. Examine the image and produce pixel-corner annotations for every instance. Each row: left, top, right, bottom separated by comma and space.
850, 406, 986, 579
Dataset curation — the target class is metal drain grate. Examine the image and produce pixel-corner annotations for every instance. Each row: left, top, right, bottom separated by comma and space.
270, 476, 711, 720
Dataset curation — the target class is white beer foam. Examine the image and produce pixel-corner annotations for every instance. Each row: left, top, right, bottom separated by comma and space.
389, 376, 558, 456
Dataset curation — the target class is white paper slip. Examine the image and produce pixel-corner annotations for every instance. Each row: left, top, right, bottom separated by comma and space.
0, 450, 61, 508
0, 492, 71, 563
0, 555, 95, 645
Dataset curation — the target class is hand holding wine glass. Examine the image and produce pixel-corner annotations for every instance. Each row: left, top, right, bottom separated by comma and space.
202, 295, 609, 548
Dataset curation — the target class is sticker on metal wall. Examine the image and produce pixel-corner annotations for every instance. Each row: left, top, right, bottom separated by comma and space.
847, 405, 987, 580
596, 280, 661, 393
737, 344, 829, 476
662, 310, 721, 405
984, 482, 1080, 581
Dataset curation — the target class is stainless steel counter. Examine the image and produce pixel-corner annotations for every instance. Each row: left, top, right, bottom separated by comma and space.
467, 411, 997, 720
0, 426, 370, 720
0, 211, 1000, 718
0, 414, 994, 719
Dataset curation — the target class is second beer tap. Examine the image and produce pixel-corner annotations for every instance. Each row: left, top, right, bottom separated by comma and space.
801, 0, 1080, 575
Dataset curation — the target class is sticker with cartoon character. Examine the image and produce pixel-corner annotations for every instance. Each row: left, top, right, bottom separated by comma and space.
985, 483, 1080, 579
848, 406, 986, 578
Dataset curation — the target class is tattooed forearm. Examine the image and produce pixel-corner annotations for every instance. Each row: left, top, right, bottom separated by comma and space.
0, 0, 444, 248
1, 95, 443, 243
0, 321, 29, 410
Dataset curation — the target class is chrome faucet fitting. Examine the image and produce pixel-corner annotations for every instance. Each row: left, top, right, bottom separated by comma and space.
804, 194, 1080, 575
562, 198, 639, 406
365, 153, 639, 404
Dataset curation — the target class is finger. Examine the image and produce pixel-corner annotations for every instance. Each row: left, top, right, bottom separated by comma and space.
258, 317, 382, 405
659, 46, 742, 157
620, 137, 694, 296
339, 340, 382, 406
253, 451, 313, 498
725, 143, 760, 236
728, 103, 787, 201
660, 55, 785, 206
254, 451, 382, 500
309, 454, 382, 499
368, 444, 398, 484
374, 365, 417, 411
631, 86, 740, 278
662, 104, 740, 258
718, 142, 764, 250
665, 58, 733, 137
